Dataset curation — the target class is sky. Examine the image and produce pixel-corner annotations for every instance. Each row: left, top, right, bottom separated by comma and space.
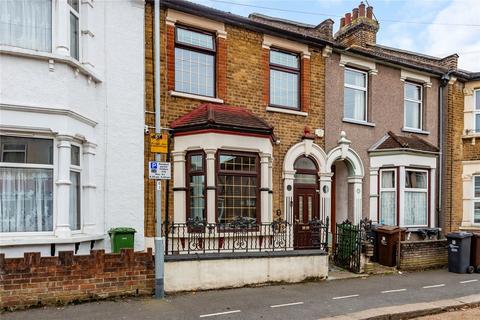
187, 0, 480, 71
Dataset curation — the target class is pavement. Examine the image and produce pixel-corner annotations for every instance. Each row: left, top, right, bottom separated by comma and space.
2, 269, 480, 320
414, 307, 480, 319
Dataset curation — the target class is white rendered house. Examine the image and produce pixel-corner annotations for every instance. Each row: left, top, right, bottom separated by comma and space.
0, 0, 145, 257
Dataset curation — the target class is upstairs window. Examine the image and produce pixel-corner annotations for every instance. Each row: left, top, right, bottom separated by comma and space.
175, 26, 215, 97
0, 136, 54, 232
474, 176, 480, 224
68, 0, 79, 60
344, 68, 367, 122
475, 89, 480, 133
0, 0, 52, 52
404, 82, 423, 130
269, 49, 300, 109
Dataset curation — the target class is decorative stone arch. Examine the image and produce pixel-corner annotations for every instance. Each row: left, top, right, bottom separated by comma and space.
325, 132, 365, 224
283, 138, 327, 221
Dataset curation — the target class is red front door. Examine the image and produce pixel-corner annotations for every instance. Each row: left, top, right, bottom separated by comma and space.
293, 186, 319, 249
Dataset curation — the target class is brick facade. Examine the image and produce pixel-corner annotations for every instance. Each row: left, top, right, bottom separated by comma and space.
0, 249, 154, 311
144, 3, 326, 236
399, 240, 448, 271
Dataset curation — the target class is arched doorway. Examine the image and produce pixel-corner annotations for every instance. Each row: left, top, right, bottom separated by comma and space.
293, 156, 320, 248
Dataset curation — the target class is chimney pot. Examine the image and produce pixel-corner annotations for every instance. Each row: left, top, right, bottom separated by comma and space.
352, 8, 359, 20
345, 12, 352, 25
340, 17, 346, 28
359, 2, 366, 17
366, 6, 373, 19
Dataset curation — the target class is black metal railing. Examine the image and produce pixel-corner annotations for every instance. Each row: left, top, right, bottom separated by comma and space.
164, 216, 328, 255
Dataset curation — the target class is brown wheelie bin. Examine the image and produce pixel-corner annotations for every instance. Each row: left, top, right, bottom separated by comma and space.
471, 233, 480, 273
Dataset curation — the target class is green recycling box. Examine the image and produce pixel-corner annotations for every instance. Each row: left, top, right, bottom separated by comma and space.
108, 227, 136, 253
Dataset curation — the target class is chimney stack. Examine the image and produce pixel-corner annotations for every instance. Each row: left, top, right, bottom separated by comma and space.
334, 2, 379, 47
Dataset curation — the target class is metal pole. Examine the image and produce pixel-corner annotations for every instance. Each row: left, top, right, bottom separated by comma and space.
154, 0, 164, 299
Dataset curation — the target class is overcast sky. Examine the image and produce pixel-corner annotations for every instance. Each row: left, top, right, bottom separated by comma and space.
188, 0, 480, 71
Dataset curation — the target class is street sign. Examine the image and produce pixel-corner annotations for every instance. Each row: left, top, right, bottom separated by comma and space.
148, 161, 171, 180
150, 133, 168, 154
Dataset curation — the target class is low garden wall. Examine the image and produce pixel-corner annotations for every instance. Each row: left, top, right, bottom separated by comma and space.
399, 239, 448, 271
0, 249, 154, 311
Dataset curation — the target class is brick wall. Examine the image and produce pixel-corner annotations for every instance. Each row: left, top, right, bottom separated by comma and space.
399, 240, 448, 271
0, 249, 154, 311
144, 4, 326, 236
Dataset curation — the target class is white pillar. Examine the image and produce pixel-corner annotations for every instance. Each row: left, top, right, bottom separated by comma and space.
320, 173, 333, 224
205, 149, 216, 224
55, 0, 70, 56
348, 176, 363, 224
172, 151, 186, 223
369, 167, 379, 223
260, 153, 271, 223
82, 142, 97, 234
55, 135, 72, 238
80, 0, 95, 67
283, 170, 295, 223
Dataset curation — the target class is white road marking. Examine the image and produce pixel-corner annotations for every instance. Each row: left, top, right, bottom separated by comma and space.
423, 284, 445, 289
332, 294, 359, 300
460, 279, 479, 284
270, 302, 304, 308
199, 310, 241, 318
381, 289, 407, 293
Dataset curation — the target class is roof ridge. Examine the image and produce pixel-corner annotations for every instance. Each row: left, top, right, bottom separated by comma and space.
387, 131, 408, 148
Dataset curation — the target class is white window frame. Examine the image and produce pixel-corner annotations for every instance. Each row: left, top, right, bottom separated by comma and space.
344, 67, 368, 123
0, 134, 57, 236
404, 82, 423, 131
68, 0, 80, 60
473, 175, 480, 225
475, 89, 480, 133
379, 168, 397, 225
403, 168, 429, 227
69, 143, 82, 233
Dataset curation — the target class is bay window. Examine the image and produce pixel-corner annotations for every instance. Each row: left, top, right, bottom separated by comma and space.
175, 26, 215, 97
0, 0, 52, 52
404, 169, 428, 226
269, 49, 300, 109
187, 152, 205, 221
344, 68, 367, 122
379, 169, 396, 225
474, 176, 480, 224
68, 0, 80, 60
217, 151, 259, 224
404, 82, 423, 130
69, 145, 81, 230
475, 89, 480, 133
0, 136, 54, 232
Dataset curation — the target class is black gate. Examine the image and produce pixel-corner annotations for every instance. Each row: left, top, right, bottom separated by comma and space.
333, 220, 362, 273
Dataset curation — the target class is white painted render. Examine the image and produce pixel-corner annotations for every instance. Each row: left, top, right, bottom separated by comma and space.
0, 0, 145, 257
164, 254, 328, 292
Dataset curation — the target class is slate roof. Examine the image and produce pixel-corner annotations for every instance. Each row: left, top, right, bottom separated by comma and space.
371, 131, 439, 153
170, 103, 274, 136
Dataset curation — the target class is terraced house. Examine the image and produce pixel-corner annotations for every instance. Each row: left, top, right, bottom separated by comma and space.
143, 0, 478, 291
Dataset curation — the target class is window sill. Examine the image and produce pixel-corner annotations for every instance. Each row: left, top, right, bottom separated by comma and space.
0, 233, 105, 247
0, 45, 103, 83
342, 118, 376, 127
462, 133, 480, 139
169, 91, 224, 104
266, 106, 307, 116
402, 128, 430, 135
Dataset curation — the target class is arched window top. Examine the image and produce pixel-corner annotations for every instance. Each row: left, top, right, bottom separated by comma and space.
294, 157, 317, 171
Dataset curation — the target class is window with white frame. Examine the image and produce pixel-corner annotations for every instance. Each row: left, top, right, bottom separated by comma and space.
175, 26, 215, 97
68, 0, 79, 60
474, 176, 480, 224
379, 169, 396, 225
69, 144, 81, 230
269, 49, 300, 109
404, 169, 428, 226
475, 89, 480, 133
344, 68, 368, 122
0, 0, 52, 52
0, 136, 54, 232
404, 82, 423, 130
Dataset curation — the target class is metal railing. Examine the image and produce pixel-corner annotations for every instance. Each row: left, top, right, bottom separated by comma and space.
164, 216, 329, 255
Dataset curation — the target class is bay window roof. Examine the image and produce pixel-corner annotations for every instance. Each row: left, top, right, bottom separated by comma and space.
370, 131, 439, 154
